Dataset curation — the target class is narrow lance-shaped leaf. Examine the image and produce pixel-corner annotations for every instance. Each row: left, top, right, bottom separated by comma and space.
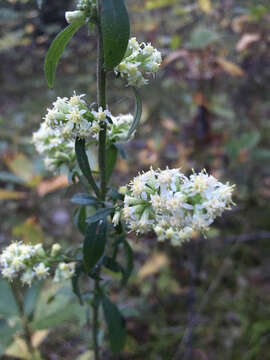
75, 138, 100, 198
121, 239, 134, 286
102, 295, 126, 353
44, 19, 84, 88
100, 0, 130, 71
83, 219, 107, 272
71, 193, 98, 206
127, 87, 142, 139
72, 264, 84, 305
73, 206, 87, 235
86, 207, 114, 224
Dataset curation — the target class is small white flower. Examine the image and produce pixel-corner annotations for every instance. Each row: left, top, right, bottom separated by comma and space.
21, 270, 35, 287
54, 262, 75, 282
91, 106, 111, 122
34, 263, 50, 280
1, 267, 16, 281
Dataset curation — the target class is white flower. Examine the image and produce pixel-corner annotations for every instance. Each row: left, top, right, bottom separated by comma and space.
115, 37, 162, 87
21, 270, 35, 286
54, 262, 75, 282
122, 168, 235, 245
34, 263, 50, 280
91, 106, 111, 122
1, 267, 16, 281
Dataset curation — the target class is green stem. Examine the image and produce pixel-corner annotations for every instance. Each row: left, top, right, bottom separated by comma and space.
92, 278, 100, 360
91, 1, 107, 359
11, 283, 34, 354
97, 0, 107, 202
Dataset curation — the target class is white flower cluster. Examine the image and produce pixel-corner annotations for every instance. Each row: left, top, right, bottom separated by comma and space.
32, 122, 75, 172
122, 168, 235, 246
40, 94, 135, 145
115, 37, 162, 87
0, 242, 75, 286
43, 93, 100, 140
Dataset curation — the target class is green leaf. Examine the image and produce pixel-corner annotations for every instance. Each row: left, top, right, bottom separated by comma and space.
75, 138, 100, 198
122, 240, 134, 286
71, 193, 98, 206
44, 20, 84, 88
106, 144, 118, 182
83, 220, 107, 272
101, 0, 130, 71
86, 207, 114, 224
0, 278, 18, 318
103, 256, 124, 273
31, 286, 85, 330
74, 206, 88, 235
24, 281, 43, 318
114, 143, 127, 159
127, 87, 142, 139
102, 295, 126, 353
0, 320, 20, 356
72, 264, 84, 305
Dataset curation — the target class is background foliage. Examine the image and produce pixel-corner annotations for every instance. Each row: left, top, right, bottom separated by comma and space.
0, 0, 270, 359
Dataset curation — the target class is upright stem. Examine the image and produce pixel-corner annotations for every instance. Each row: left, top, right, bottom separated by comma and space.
92, 1, 107, 359
11, 283, 34, 354
93, 278, 100, 360
97, 0, 107, 202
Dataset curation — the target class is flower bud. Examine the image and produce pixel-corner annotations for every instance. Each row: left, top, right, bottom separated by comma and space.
112, 211, 121, 227
65, 10, 85, 24
51, 243, 62, 256
119, 186, 127, 195
35, 244, 46, 257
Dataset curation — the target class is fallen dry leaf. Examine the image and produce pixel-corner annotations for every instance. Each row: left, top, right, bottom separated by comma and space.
216, 57, 244, 77
162, 50, 188, 68
4, 153, 41, 187
161, 118, 179, 132
231, 15, 251, 33
13, 217, 44, 244
36, 175, 69, 196
236, 33, 260, 52
32, 330, 49, 348
0, 189, 27, 200
137, 253, 169, 281
138, 149, 158, 166
5, 336, 30, 359
198, 0, 212, 13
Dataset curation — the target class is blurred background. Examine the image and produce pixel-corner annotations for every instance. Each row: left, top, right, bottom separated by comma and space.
0, 0, 270, 359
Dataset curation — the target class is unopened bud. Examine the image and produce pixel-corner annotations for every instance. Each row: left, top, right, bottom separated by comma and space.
65, 10, 85, 24
119, 186, 127, 195
112, 211, 121, 227
51, 243, 61, 256
35, 244, 46, 257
